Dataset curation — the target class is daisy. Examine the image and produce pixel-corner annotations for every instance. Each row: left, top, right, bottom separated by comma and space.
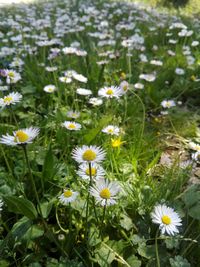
73, 73, 88, 83
139, 73, 156, 82
151, 204, 182, 235
6, 70, 21, 84
119, 81, 129, 94
175, 68, 185, 75
59, 76, 72, 83
62, 121, 82, 131
77, 162, 105, 180
134, 83, 144, 89
188, 141, 200, 151
72, 145, 106, 163
102, 125, 120, 136
98, 86, 123, 99
0, 127, 39, 146
161, 100, 176, 109
88, 97, 103, 106
0, 92, 22, 108
90, 179, 121, 206
76, 88, 92, 96
58, 189, 78, 205
67, 110, 80, 119
43, 85, 56, 93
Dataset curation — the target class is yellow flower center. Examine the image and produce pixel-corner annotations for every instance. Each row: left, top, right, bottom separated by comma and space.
123, 85, 128, 91
82, 149, 96, 161
85, 167, 97, 176
3, 96, 13, 104
15, 130, 29, 142
48, 88, 53, 92
68, 123, 76, 129
8, 72, 14, 78
106, 89, 114, 95
64, 190, 73, 198
166, 102, 171, 108
108, 128, 114, 133
100, 188, 111, 199
161, 215, 171, 225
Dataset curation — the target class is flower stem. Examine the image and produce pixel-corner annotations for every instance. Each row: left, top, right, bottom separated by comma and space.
99, 203, 106, 239
155, 229, 160, 267
23, 145, 41, 209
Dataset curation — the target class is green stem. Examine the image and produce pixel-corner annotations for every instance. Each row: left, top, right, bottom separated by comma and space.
155, 229, 160, 267
56, 205, 69, 233
23, 145, 41, 210
99, 203, 106, 239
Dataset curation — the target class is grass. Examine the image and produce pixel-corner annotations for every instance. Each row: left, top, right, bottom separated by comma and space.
0, 0, 200, 266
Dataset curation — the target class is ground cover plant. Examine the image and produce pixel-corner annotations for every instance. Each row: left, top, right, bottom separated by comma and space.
0, 0, 200, 266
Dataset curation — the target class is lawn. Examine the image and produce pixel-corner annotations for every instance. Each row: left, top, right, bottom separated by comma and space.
0, 0, 200, 266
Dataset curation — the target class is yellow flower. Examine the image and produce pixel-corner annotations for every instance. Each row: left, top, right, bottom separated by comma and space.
120, 72, 126, 80
191, 75, 196, 81
111, 138, 125, 148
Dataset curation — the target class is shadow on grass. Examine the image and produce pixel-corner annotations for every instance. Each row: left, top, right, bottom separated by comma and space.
163, 0, 189, 8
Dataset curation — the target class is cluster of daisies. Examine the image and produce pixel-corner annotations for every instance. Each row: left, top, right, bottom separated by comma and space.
59, 145, 121, 207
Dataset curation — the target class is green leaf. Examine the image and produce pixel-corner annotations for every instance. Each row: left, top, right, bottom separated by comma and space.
42, 145, 55, 180
138, 244, 155, 259
182, 185, 200, 220
169, 256, 191, 267
3, 196, 38, 220
94, 243, 115, 267
126, 255, 141, 267
83, 115, 112, 144
23, 225, 44, 240
40, 200, 53, 219
120, 214, 134, 231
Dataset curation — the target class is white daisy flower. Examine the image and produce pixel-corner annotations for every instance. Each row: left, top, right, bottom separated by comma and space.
134, 83, 144, 89
139, 73, 156, 82
67, 110, 80, 119
188, 142, 200, 151
59, 76, 72, 83
161, 100, 176, 109
76, 88, 92, 96
0, 127, 40, 146
88, 97, 103, 106
90, 179, 121, 206
72, 145, 106, 163
77, 162, 105, 180
0, 92, 22, 108
102, 125, 120, 136
43, 85, 56, 93
62, 121, 82, 131
58, 189, 78, 205
175, 68, 185, 75
72, 73, 88, 83
151, 204, 182, 235
98, 86, 123, 99
6, 70, 21, 84
192, 151, 200, 162
119, 81, 129, 94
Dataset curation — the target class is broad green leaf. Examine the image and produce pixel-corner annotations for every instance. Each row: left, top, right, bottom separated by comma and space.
23, 225, 44, 240
83, 115, 112, 144
3, 196, 38, 220
169, 256, 191, 267
40, 200, 53, 218
94, 243, 115, 266
126, 255, 141, 267
182, 185, 200, 220
120, 214, 134, 231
